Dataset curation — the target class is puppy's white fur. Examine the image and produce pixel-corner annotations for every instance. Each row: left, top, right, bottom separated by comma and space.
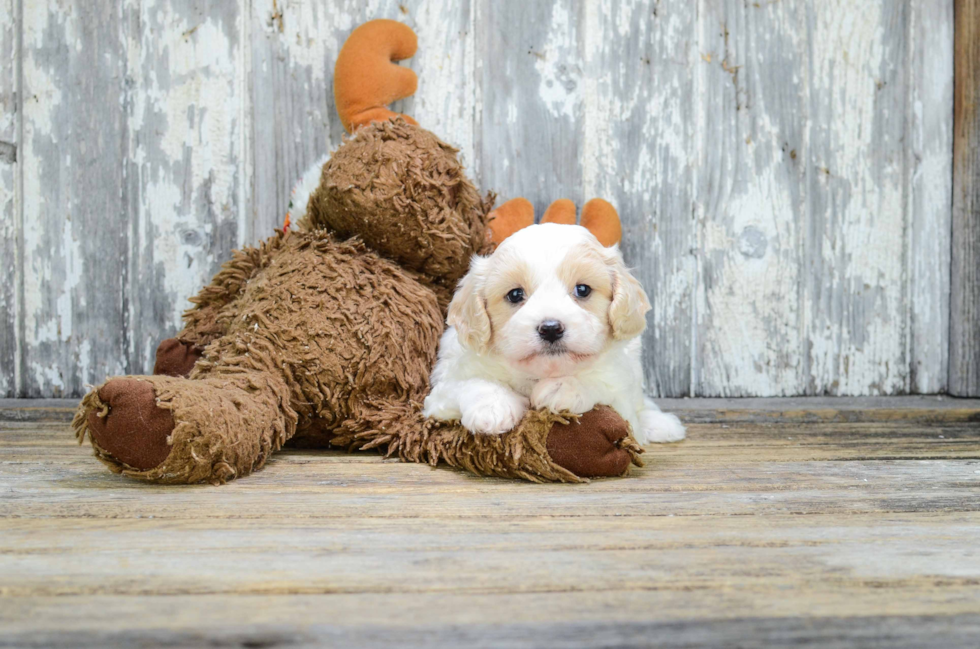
423, 223, 685, 444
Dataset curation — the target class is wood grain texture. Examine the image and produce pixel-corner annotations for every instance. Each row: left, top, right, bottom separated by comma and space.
695, 0, 807, 396
804, 2, 913, 396
1, 403, 979, 646
20, 0, 132, 396
479, 0, 583, 211
584, 0, 697, 397
2, 606, 979, 649
692, 1, 954, 397
248, 0, 338, 240
0, 0, 18, 397
909, 0, 954, 394
15, 0, 249, 395
125, 0, 249, 376
1, 0, 961, 398
950, 0, 980, 396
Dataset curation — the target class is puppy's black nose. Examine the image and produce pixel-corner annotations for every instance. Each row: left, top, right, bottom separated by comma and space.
537, 320, 565, 343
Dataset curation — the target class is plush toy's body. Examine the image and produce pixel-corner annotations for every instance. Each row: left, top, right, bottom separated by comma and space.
72, 20, 643, 485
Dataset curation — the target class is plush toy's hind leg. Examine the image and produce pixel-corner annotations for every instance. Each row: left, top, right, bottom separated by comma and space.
177, 234, 287, 349
74, 372, 297, 484
151, 234, 290, 379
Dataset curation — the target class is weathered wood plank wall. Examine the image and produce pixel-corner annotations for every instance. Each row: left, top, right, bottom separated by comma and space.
0, 0, 17, 397
951, 0, 980, 396
0, 0, 960, 398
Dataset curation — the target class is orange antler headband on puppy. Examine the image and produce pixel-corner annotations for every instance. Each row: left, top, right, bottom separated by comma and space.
485, 198, 535, 246
334, 19, 419, 132
487, 197, 623, 248
577, 198, 622, 248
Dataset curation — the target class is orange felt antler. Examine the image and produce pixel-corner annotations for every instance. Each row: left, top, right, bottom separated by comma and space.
334, 20, 419, 133
541, 198, 622, 246
580, 198, 622, 247
486, 198, 534, 246
541, 198, 576, 225
487, 197, 622, 247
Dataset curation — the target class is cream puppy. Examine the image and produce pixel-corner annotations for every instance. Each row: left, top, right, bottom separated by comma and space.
423, 222, 685, 444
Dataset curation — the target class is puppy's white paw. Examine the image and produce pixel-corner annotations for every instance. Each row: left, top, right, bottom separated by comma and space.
531, 376, 597, 414
461, 389, 529, 435
422, 392, 461, 422
638, 410, 686, 444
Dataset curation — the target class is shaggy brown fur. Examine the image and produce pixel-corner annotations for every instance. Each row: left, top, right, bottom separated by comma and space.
72, 118, 641, 485
304, 119, 492, 310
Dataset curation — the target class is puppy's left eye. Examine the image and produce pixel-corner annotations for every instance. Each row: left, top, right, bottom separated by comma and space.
574, 284, 592, 298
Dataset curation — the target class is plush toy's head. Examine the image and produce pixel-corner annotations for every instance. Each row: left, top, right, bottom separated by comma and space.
294, 19, 489, 284
303, 119, 489, 283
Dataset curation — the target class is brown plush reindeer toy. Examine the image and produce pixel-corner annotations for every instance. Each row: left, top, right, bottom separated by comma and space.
73, 20, 643, 485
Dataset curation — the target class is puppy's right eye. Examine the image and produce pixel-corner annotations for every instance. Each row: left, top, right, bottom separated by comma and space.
505, 288, 525, 304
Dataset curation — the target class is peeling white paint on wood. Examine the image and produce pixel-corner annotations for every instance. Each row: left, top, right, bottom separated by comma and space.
695, 0, 807, 397
0, 0, 17, 396
803, 1, 911, 396
21, 1, 132, 396
582, 0, 697, 397
0, 0, 958, 398
127, 0, 248, 375
908, 0, 953, 394
480, 0, 584, 211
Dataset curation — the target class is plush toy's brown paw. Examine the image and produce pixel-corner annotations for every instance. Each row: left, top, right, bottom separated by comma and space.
86, 378, 175, 470
546, 406, 641, 477
153, 338, 202, 377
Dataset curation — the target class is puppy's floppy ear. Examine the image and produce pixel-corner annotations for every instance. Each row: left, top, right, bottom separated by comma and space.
448, 256, 492, 354
604, 247, 651, 340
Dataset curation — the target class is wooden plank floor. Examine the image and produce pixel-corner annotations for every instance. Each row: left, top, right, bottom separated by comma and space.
1, 397, 979, 648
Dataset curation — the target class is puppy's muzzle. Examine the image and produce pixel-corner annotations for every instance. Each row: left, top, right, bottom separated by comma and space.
537, 320, 565, 343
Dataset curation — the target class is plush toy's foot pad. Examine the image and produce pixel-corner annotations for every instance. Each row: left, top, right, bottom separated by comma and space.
547, 406, 640, 477
153, 338, 203, 377
85, 378, 175, 470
